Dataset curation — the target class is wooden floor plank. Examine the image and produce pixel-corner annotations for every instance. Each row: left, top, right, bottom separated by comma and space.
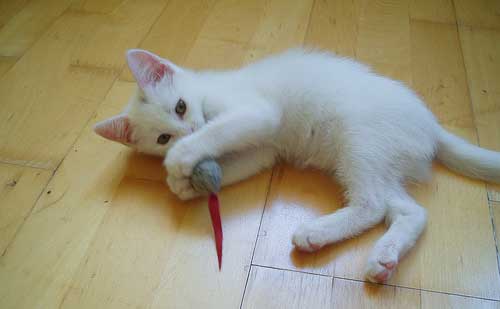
356, 0, 411, 82
304, 0, 358, 57
0, 82, 136, 309
70, 0, 126, 13
410, 0, 455, 24
0, 0, 168, 170
0, 0, 73, 57
331, 278, 420, 309
0, 55, 17, 78
421, 290, 500, 309
0, 0, 30, 30
59, 178, 187, 309
0, 163, 51, 253
187, 0, 313, 69
241, 266, 332, 309
453, 0, 500, 30
240, 0, 313, 62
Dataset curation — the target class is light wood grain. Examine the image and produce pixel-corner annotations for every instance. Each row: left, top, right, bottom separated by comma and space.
186, 0, 313, 69
0, 0, 30, 30
0, 55, 17, 77
331, 278, 420, 309
0, 0, 73, 57
0, 0, 167, 170
410, 20, 473, 128
0, 81, 136, 309
241, 266, 332, 309
304, 0, 358, 57
421, 290, 500, 309
453, 0, 500, 30
243, 269, 500, 308
409, 0, 455, 24
0, 163, 51, 253
59, 178, 187, 309
0, 10, 112, 169
355, 0, 411, 82
70, 0, 126, 13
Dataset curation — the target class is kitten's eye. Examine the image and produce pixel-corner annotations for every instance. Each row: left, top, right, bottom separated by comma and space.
175, 99, 187, 116
157, 133, 171, 145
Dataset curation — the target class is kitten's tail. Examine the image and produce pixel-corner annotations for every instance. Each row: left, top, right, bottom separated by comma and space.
437, 128, 500, 183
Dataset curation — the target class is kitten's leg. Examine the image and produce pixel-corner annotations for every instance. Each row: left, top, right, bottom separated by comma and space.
292, 191, 387, 252
165, 103, 280, 179
167, 147, 276, 200
365, 192, 427, 283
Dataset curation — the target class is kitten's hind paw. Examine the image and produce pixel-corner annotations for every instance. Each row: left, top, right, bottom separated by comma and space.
292, 224, 327, 252
365, 258, 398, 284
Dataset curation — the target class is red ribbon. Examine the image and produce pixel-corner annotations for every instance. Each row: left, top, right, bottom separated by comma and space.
208, 193, 223, 270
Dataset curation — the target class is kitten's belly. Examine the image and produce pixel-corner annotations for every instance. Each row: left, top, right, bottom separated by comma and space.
273, 119, 339, 171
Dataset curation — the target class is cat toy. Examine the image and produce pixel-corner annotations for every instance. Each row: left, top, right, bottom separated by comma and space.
190, 159, 223, 270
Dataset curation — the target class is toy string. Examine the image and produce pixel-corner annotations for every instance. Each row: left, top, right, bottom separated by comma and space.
208, 193, 223, 270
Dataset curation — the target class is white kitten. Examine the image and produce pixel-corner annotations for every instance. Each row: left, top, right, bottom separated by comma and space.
94, 48, 500, 283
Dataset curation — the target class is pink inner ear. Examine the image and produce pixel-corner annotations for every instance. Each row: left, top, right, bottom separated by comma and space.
127, 49, 174, 88
94, 115, 133, 144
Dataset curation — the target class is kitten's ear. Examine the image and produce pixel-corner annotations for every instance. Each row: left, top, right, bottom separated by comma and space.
126, 49, 176, 88
93, 115, 134, 144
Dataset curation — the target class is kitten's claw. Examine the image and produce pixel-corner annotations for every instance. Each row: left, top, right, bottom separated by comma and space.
292, 224, 327, 252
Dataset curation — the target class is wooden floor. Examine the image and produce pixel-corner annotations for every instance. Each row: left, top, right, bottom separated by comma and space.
1, 0, 500, 308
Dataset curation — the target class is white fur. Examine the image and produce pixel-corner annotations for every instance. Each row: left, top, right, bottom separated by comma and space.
96, 48, 500, 283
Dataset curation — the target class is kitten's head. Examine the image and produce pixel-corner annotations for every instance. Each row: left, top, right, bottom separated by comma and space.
94, 49, 206, 156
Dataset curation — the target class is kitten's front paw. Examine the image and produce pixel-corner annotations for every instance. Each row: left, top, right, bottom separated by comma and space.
164, 140, 203, 178
166, 174, 201, 201
292, 223, 329, 252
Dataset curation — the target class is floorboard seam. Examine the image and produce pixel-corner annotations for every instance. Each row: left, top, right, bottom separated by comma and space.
0, 159, 52, 170
239, 167, 277, 309
248, 263, 500, 302
488, 201, 500, 284
251, 263, 333, 278
333, 275, 500, 302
